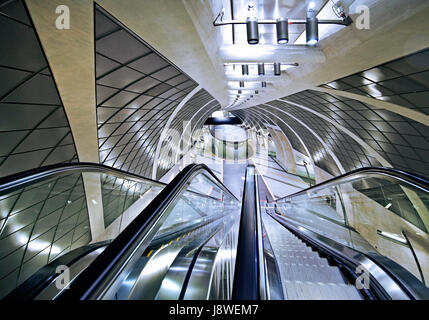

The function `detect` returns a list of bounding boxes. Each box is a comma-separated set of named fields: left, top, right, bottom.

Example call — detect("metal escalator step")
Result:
left=279, top=252, right=329, bottom=265
left=262, top=209, right=363, bottom=300
left=283, top=281, right=362, bottom=300
left=279, top=263, right=346, bottom=284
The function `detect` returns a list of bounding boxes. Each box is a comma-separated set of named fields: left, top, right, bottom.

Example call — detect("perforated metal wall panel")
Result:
left=0, top=0, right=78, bottom=178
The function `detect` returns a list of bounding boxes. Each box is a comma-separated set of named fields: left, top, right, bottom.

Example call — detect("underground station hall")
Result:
left=1, top=0, right=429, bottom=307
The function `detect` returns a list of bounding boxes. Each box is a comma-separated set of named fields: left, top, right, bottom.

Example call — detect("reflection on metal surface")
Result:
left=91, top=165, right=242, bottom=300
left=0, top=163, right=164, bottom=299
left=127, top=243, right=184, bottom=300
left=274, top=167, right=429, bottom=289
left=377, top=230, right=408, bottom=245
left=36, top=246, right=107, bottom=300
left=269, top=210, right=423, bottom=300
left=261, top=221, right=284, bottom=300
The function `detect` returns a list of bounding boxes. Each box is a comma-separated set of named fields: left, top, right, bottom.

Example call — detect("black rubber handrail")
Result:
left=57, top=164, right=238, bottom=300
left=232, top=165, right=261, bottom=300
left=0, top=162, right=223, bottom=203
left=273, top=166, right=429, bottom=202
left=0, top=162, right=166, bottom=193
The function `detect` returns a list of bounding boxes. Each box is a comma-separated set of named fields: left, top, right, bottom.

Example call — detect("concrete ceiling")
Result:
left=95, top=0, right=230, bottom=107
left=182, top=0, right=429, bottom=109
left=76, top=0, right=429, bottom=110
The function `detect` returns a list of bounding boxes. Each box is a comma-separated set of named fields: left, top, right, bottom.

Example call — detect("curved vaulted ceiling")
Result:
left=234, top=48, right=429, bottom=178
left=94, top=5, right=220, bottom=179
left=0, top=0, right=222, bottom=180
left=0, top=0, right=428, bottom=184
left=0, top=0, right=78, bottom=177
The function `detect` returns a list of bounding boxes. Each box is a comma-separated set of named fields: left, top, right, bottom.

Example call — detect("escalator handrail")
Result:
left=269, top=211, right=429, bottom=300
left=272, top=166, right=429, bottom=203
left=0, top=161, right=222, bottom=203
left=0, top=162, right=166, bottom=193
left=57, top=163, right=238, bottom=300
left=232, top=165, right=266, bottom=300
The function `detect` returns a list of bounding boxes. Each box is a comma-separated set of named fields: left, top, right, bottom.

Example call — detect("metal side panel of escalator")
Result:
left=0, top=163, right=166, bottom=300
left=53, top=163, right=242, bottom=300
left=262, top=166, right=429, bottom=300
left=0, top=163, right=241, bottom=300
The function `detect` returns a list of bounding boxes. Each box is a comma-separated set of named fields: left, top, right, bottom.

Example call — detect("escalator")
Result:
left=0, top=162, right=241, bottom=300
left=1, top=162, right=429, bottom=300
left=262, top=212, right=362, bottom=300
left=263, top=167, right=429, bottom=300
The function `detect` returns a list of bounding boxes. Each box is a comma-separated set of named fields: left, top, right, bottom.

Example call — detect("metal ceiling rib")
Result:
left=0, top=0, right=78, bottom=178
left=95, top=5, right=220, bottom=179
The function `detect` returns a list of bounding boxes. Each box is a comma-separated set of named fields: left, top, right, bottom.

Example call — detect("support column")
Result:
left=81, top=172, right=105, bottom=242
left=26, top=0, right=99, bottom=162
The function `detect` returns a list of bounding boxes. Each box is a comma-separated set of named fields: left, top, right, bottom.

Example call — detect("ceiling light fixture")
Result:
left=258, top=63, right=265, bottom=75
left=261, top=81, right=266, bottom=88
left=242, top=64, right=249, bottom=75
left=213, top=6, right=352, bottom=47
left=306, top=12, right=319, bottom=45
left=246, top=17, right=259, bottom=44
left=276, top=18, right=289, bottom=44
left=274, top=62, right=281, bottom=76
left=239, top=81, right=245, bottom=88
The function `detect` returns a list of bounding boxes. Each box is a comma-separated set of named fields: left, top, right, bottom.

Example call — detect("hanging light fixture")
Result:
left=306, top=16, right=319, bottom=45
left=258, top=63, right=265, bottom=75
left=242, top=64, right=249, bottom=75
left=261, top=81, right=267, bottom=88
left=274, top=62, right=281, bottom=76
left=239, top=81, right=245, bottom=88
left=255, top=90, right=259, bottom=94
left=246, top=17, right=259, bottom=44
left=276, top=18, right=289, bottom=44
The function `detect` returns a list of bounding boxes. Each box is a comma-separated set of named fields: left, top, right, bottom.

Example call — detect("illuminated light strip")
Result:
left=146, top=249, right=153, bottom=258
left=251, top=159, right=276, bottom=201
left=377, top=230, right=407, bottom=245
